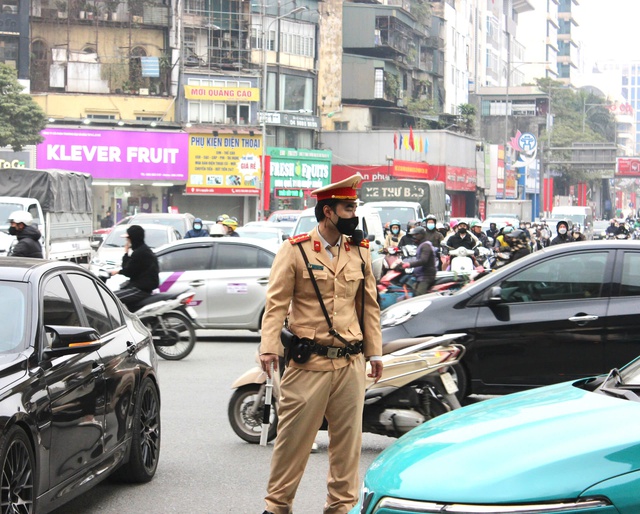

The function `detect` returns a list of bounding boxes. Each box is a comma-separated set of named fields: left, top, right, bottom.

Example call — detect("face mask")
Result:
left=331, top=213, right=359, bottom=236
left=8, top=227, right=17, bottom=236
left=194, top=224, right=202, bottom=231
left=558, top=228, right=567, bottom=235
left=426, top=223, right=435, bottom=230
left=391, top=228, right=399, bottom=235
left=458, top=228, right=467, bottom=235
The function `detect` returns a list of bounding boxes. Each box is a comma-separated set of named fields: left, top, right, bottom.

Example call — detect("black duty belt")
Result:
left=310, top=341, right=363, bottom=359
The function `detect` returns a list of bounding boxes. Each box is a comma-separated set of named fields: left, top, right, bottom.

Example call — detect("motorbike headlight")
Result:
left=381, top=299, right=431, bottom=327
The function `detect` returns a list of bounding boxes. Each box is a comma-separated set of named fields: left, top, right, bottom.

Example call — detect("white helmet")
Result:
left=8, top=211, right=33, bottom=226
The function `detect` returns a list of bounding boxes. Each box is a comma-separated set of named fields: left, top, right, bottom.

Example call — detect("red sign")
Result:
left=186, top=187, right=260, bottom=195
left=391, top=160, right=432, bottom=179
left=433, top=165, right=476, bottom=192
left=331, top=165, right=390, bottom=185
left=616, top=157, right=640, bottom=177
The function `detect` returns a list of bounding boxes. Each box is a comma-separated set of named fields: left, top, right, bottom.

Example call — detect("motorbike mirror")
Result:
left=488, top=286, right=503, bottom=303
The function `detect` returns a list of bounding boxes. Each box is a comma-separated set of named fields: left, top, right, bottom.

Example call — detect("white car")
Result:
left=153, top=238, right=276, bottom=331
left=236, top=226, right=288, bottom=248
left=90, top=223, right=182, bottom=275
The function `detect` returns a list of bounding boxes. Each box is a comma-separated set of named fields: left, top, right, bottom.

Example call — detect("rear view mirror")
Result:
left=43, top=325, right=101, bottom=357
left=488, top=286, right=503, bottom=303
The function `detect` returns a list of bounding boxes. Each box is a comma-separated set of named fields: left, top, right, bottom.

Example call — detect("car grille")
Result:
left=370, top=497, right=614, bottom=514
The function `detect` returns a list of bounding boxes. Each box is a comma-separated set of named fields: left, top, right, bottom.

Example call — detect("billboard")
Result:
left=616, top=157, right=640, bottom=177
left=36, top=128, right=188, bottom=180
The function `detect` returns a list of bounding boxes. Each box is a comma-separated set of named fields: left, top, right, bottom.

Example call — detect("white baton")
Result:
left=260, top=362, right=274, bottom=447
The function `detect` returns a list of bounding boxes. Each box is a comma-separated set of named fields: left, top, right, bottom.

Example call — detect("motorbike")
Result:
left=98, top=268, right=199, bottom=360
left=228, top=333, right=467, bottom=444
left=377, top=246, right=417, bottom=310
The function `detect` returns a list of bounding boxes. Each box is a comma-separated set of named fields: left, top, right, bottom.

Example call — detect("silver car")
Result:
left=154, top=238, right=276, bottom=331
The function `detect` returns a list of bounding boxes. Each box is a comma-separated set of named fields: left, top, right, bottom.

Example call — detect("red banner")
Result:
left=391, top=160, right=432, bottom=179
left=616, top=157, right=640, bottom=177
left=331, top=165, right=390, bottom=185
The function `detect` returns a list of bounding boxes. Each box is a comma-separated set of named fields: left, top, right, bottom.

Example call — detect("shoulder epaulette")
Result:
left=288, top=233, right=311, bottom=245
left=359, top=239, right=370, bottom=249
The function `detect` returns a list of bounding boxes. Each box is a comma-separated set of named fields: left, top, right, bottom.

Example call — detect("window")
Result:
left=334, top=121, right=348, bottom=131
left=98, top=287, right=124, bottom=329
left=0, top=284, right=26, bottom=352
left=87, top=114, right=116, bottom=120
left=619, top=252, right=640, bottom=296
left=43, top=276, right=81, bottom=327
left=158, top=247, right=212, bottom=272
left=216, top=244, right=272, bottom=270
left=374, top=68, right=384, bottom=99
left=499, top=252, right=608, bottom=303
left=67, top=274, right=113, bottom=335
left=279, top=74, right=313, bottom=111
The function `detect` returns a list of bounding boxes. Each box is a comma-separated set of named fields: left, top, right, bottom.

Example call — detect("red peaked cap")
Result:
left=311, top=173, right=363, bottom=202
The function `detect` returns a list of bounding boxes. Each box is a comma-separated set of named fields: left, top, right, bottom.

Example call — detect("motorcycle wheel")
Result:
left=228, top=384, right=278, bottom=444
left=152, top=311, right=196, bottom=361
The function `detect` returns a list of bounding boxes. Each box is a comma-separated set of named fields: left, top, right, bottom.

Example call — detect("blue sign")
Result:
left=518, top=132, right=537, bottom=153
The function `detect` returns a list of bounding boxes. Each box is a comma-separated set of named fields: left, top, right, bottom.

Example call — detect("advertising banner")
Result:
left=186, top=133, right=262, bottom=195
left=391, top=160, right=431, bottom=180
left=183, top=85, right=260, bottom=102
left=616, top=157, right=640, bottom=177
left=36, top=128, right=188, bottom=180
left=268, top=148, right=332, bottom=195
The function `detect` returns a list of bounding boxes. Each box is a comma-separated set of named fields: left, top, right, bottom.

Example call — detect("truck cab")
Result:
left=0, top=197, right=45, bottom=256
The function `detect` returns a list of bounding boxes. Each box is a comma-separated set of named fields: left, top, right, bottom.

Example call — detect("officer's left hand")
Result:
left=368, top=360, right=383, bottom=383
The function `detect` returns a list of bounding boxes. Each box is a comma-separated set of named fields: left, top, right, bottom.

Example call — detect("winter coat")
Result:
left=11, top=226, right=43, bottom=258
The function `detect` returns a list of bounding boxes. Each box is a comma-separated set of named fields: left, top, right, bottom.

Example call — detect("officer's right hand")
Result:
left=260, top=353, right=279, bottom=378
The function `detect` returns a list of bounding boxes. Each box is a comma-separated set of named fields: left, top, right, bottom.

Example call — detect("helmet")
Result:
left=389, top=219, right=401, bottom=228
left=449, top=219, right=459, bottom=230
left=8, top=211, right=33, bottom=226
left=435, top=222, right=445, bottom=230
left=470, top=220, right=482, bottom=229
left=505, top=229, right=526, bottom=242
left=216, top=214, right=229, bottom=223
left=424, top=214, right=437, bottom=223
left=409, top=226, right=426, bottom=237
left=502, top=225, right=514, bottom=234
left=194, top=217, right=202, bottom=223
left=222, top=219, right=238, bottom=229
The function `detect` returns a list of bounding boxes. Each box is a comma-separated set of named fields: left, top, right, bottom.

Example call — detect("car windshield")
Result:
left=103, top=226, right=170, bottom=248
left=295, top=215, right=318, bottom=235
left=0, top=283, right=28, bottom=352
left=131, top=216, right=186, bottom=235
left=368, top=207, right=416, bottom=228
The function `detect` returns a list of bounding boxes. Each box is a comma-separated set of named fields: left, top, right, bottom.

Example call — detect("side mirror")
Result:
left=281, top=234, right=288, bottom=241
left=90, top=240, right=102, bottom=250
left=367, top=234, right=375, bottom=242
left=488, top=286, right=503, bottom=303
left=42, top=325, right=101, bottom=358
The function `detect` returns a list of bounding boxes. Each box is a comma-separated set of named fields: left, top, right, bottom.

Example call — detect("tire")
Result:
left=0, top=426, right=36, bottom=514
left=114, top=378, right=160, bottom=483
left=450, top=363, right=469, bottom=400
left=152, top=311, right=196, bottom=361
left=228, top=385, right=277, bottom=444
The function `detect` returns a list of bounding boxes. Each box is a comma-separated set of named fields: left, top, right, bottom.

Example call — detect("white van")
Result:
left=292, top=205, right=385, bottom=278
left=551, top=206, right=594, bottom=238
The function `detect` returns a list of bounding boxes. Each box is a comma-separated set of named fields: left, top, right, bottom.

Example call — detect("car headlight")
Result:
left=380, top=299, right=431, bottom=327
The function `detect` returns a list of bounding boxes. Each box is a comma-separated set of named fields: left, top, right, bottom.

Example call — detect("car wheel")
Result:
left=228, top=385, right=277, bottom=444
left=115, top=378, right=160, bottom=483
left=450, top=363, right=469, bottom=400
left=0, top=426, right=35, bottom=514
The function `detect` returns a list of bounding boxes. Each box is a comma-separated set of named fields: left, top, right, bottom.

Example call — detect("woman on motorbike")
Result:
left=384, top=219, right=405, bottom=248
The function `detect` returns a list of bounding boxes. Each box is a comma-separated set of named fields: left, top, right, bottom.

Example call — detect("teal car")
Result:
left=351, top=357, right=640, bottom=514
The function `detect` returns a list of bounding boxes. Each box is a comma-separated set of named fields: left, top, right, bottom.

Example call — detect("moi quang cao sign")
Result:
left=36, top=129, right=188, bottom=180
left=268, top=147, right=332, bottom=193
left=187, top=133, right=262, bottom=195
left=183, top=85, right=260, bottom=102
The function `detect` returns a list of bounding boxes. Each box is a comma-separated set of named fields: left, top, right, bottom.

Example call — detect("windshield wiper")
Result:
left=602, top=367, right=622, bottom=388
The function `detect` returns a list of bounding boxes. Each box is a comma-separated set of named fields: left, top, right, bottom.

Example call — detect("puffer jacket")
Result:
left=11, top=226, right=43, bottom=258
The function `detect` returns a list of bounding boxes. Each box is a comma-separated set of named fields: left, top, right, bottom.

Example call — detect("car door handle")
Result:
left=568, top=315, right=599, bottom=323
left=92, top=363, right=105, bottom=376
left=189, top=280, right=205, bottom=287
left=257, top=278, right=270, bottom=285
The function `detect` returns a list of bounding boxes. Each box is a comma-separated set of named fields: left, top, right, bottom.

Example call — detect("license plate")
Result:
left=440, top=372, right=458, bottom=394
left=186, top=306, right=198, bottom=319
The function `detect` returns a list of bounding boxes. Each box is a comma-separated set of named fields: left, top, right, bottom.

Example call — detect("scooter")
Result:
left=98, top=268, right=199, bottom=360
left=228, top=333, right=467, bottom=444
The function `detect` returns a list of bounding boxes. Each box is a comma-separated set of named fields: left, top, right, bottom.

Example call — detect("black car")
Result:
left=0, top=258, right=160, bottom=513
left=381, top=240, right=640, bottom=397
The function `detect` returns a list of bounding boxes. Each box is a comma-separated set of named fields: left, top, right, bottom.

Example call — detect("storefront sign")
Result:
left=275, top=188, right=303, bottom=198
left=391, top=160, right=431, bottom=179
left=186, top=133, right=262, bottom=195
left=0, top=150, right=30, bottom=168
left=183, top=85, right=260, bottom=102
left=258, top=111, right=320, bottom=130
left=268, top=147, right=331, bottom=191
left=36, top=129, right=188, bottom=180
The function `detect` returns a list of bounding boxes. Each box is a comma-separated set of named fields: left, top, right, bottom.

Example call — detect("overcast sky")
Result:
left=577, top=0, right=638, bottom=63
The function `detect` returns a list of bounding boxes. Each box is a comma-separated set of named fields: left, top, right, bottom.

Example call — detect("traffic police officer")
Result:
left=259, top=173, right=383, bottom=514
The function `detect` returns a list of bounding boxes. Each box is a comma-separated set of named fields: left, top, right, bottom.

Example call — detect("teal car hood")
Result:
left=366, top=382, right=640, bottom=504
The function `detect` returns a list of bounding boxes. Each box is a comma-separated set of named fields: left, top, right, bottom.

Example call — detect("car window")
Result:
left=0, top=284, right=27, bottom=352
left=499, top=252, right=608, bottom=302
left=216, top=243, right=272, bottom=270
left=67, top=274, right=114, bottom=335
left=158, top=246, right=212, bottom=271
left=619, top=252, right=640, bottom=296
left=98, top=285, right=124, bottom=328
left=43, top=275, right=82, bottom=327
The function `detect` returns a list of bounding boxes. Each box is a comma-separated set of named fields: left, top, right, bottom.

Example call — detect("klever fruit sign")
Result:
left=186, top=133, right=262, bottom=195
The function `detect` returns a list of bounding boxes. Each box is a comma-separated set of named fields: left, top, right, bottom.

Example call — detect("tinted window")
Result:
left=158, top=246, right=211, bottom=271
left=43, top=275, right=81, bottom=327
left=98, top=285, right=124, bottom=328
left=499, top=252, right=608, bottom=302
left=67, top=274, right=113, bottom=335
left=0, top=284, right=27, bottom=352
left=619, top=252, right=640, bottom=296
left=258, top=249, right=275, bottom=268
left=217, top=244, right=268, bottom=270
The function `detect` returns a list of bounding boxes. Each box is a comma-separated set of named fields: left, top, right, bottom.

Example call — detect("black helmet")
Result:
left=409, top=226, right=426, bottom=237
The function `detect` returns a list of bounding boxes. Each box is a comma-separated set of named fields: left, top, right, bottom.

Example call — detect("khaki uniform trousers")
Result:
left=265, top=354, right=366, bottom=514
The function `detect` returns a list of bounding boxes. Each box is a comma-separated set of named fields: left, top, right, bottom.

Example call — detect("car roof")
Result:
left=130, top=213, right=194, bottom=220
left=153, top=237, right=277, bottom=255
left=0, top=257, right=88, bottom=282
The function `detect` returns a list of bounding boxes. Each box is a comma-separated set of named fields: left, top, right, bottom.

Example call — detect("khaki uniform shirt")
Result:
left=260, top=227, right=382, bottom=372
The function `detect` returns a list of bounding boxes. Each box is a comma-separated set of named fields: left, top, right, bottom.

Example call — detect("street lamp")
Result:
left=259, top=5, right=308, bottom=220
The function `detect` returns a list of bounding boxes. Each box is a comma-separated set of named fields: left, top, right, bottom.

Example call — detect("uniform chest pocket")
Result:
left=344, top=269, right=364, bottom=297
left=303, top=270, right=328, bottom=281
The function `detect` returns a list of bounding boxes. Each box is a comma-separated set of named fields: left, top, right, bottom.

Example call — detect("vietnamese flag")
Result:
left=393, top=132, right=398, bottom=150
left=409, top=126, right=415, bottom=150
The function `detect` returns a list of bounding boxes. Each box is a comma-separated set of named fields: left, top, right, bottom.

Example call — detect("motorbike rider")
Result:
left=470, top=220, right=490, bottom=248
left=7, top=211, right=43, bottom=258
left=486, top=222, right=499, bottom=240
left=443, top=220, right=480, bottom=251
left=396, top=226, right=436, bottom=295
left=518, top=220, right=531, bottom=240
left=504, top=229, right=531, bottom=263
left=494, top=225, right=514, bottom=250
left=184, top=217, right=210, bottom=238
left=423, top=214, right=444, bottom=248
left=550, top=220, right=572, bottom=245
left=616, top=221, right=630, bottom=238
left=384, top=219, right=405, bottom=248
left=605, top=219, right=618, bottom=236
left=222, top=218, right=240, bottom=237
left=112, top=225, right=160, bottom=310
left=398, top=220, right=417, bottom=248
left=571, top=228, right=587, bottom=242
